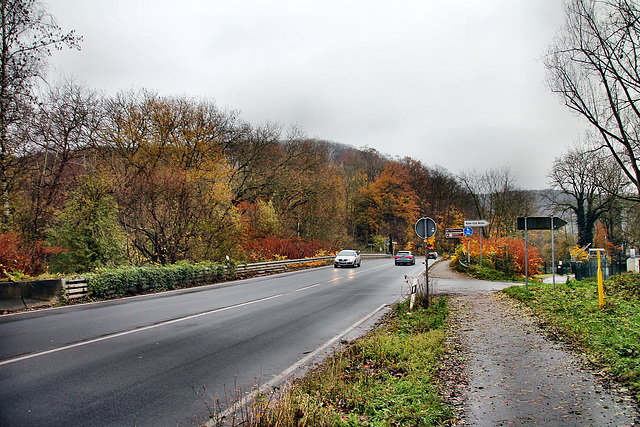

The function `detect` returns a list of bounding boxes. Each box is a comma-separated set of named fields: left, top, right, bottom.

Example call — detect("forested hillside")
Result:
left=4, top=87, right=480, bottom=276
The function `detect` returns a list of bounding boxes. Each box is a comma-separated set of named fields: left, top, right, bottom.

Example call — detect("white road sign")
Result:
left=464, top=220, right=490, bottom=227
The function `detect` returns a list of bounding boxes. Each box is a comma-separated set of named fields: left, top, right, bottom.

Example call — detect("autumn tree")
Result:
left=0, top=0, right=80, bottom=227
left=100, top=91, right=239, bottom=264
left=333, top=145, right=386, bottom=241
left=271, top=137, right=346, bottom=243
left=243, top=199, right=281, bottom=239
left=401, top=159, right=469, bottom=216
left=621, top=199, right=640, bottom=247
left=353, top=162, right=419, bottom=247
left=401, top=158, right=472, bottom=252
left=221, top=120, right=283, bottom=205
left=222, top=123, right=348, bottom=246
left=593, top=221, right=619, bottom=255
left=331, top=145, right=388, bottom=182
left=597, top=192, right=640, bottom=249
left=545, top=0, right=640, bottom=201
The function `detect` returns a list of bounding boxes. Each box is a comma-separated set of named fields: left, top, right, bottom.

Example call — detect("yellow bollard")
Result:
left=597, top=251, right=604, bottom=309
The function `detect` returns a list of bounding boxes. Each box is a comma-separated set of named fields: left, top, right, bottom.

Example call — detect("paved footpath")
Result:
left=431, top=261, right=640, bottom=426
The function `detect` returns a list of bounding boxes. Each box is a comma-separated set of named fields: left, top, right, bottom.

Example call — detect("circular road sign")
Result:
left=463, top=227, right=473, bottom=236
left=415, top=217, right=437, bottom=239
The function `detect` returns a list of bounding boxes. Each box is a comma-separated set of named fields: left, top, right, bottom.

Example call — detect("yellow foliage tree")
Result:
left=101, top=91, right=239, bottom=264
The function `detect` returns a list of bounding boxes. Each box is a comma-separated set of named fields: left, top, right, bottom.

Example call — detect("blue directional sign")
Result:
left=463, top=227, right=473, bottom=236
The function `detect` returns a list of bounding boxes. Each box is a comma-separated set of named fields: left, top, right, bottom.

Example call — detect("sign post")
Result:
left=415, top=217, right=437, bottom=307
left=517, top=217, right=567, bottom=290
left=551, top=217, right=555, bottom=290
left=463, top=227, right=473, bottom=264
left=525, top=218, right=528, bottom=290
left=597, top=250, right=605, bottom=308
left=464, top=220, right=489, bottom=265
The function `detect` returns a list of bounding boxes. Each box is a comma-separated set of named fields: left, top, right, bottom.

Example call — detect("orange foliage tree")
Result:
left=457, top=236, right=541, bottom=277
left=353, top=163, right=420, bottom=247
left=242, top=237, right=331, bottom=262
left=0, top=232, right=60, bottom=279
left=593, top=222, right=619, bottom=255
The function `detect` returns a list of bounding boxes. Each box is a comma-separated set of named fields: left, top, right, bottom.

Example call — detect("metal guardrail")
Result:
left=62, top=254, right=392, bottom=299
left=233, top=256, right=334, bottom=276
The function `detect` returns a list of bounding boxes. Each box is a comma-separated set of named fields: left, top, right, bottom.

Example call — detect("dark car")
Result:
left=395, top=251, right=415, bottom=265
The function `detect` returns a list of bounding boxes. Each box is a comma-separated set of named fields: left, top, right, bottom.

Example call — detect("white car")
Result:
left=334, top=250, right=361, bottom=268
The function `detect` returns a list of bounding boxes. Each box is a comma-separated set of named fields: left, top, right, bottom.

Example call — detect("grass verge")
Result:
left=232, top=296, right=453, bottom=426
left=503, top=273, right=640, bottom=393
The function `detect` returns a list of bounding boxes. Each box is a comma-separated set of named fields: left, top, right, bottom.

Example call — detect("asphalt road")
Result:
left=0, top=257, right=430, bottom=427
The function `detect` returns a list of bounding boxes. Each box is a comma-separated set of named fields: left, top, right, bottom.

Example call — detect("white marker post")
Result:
left=551, top=217, right=556, bottom=290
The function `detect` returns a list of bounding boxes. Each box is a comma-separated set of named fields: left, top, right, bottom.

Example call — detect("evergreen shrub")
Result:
left=86, top=262, right=229, bottom=299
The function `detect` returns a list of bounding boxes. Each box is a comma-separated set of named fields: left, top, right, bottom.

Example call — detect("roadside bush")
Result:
left=242, top=237, right=332, bottom=262
left=86, top=262, right=228, bottom=299
left=452, top=236, right=541, bottom=281
left=607, top=273, right=640, bottom=299
left=0, top=232, right=60, bottom=280
left=48, top=176, right=126, bottom=274
left=467, top=264, right=526, bottom=282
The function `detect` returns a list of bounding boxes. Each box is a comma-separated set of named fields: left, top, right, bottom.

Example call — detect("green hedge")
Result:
left=86, top=262, right=231, bottom=299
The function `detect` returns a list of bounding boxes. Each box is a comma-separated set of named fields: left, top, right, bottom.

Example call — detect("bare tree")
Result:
left=17, top=78, right=101, bottom=239
left=0, top=0, right=80, bottom=227
left=458, top=167, right=535, bottom=238
left=548, top=138, right=622, bottom=247
left=545, top=0, right=640, bottom=201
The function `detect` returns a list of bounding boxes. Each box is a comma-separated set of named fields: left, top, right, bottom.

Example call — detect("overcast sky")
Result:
left=45, top=0, right=588, bottom=190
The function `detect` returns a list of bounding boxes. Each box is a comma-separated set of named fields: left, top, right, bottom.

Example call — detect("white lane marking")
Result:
left=0, top=294, right=284, bottom=367
left=295, top=283, right=323, bottom=292
left=294, top=262, right=388, bottom=292
left=211, top=303, right=389, bottom=424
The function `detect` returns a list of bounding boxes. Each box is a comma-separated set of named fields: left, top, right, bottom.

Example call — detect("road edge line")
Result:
left=212, top=303, right=389, bottom=424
